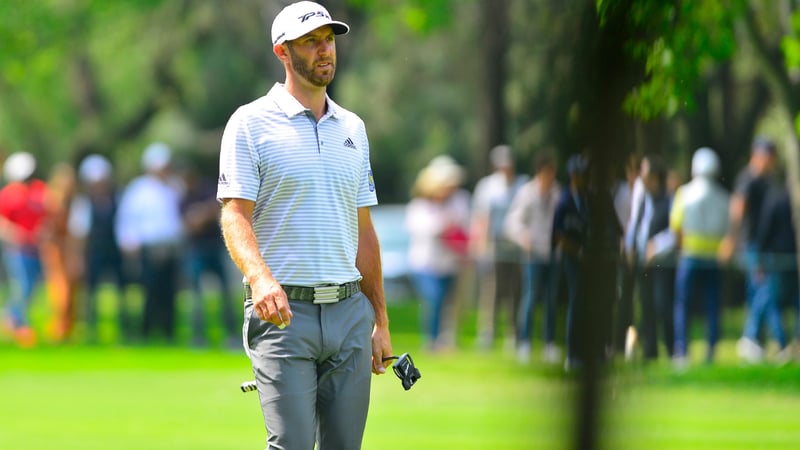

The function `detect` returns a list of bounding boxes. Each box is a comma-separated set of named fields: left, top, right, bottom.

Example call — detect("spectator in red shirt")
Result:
left=0, top=152, right=48, bottom=347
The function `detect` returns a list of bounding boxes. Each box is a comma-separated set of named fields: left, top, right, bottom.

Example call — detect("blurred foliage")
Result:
left=0, top=0, right=274, bottom=181
left=5, top=0, right=800, bottom=199
left=591, top=0, right=800, bottom=187
left=605, top=0, right=741, bottom=120
left=0, top=0, right=597, bottom=200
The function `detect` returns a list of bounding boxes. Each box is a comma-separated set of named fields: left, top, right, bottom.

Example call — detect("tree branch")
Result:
left=740, top=2, right=800, bottom=110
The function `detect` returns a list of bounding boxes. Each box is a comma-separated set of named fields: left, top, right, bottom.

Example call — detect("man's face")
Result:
left=750, top=147, right=776, bottom=176
left=539, top=165, right=556, bottom=192
left=760, top=152, right=776, bottom=174
left=285, top=25, right=337, bottom=87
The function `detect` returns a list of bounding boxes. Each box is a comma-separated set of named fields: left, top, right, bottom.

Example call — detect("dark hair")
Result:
left=534, top=149, right=556, bottom=173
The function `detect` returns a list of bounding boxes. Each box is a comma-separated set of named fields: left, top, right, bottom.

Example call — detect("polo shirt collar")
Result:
left=269, top=82, right=340, bottom=120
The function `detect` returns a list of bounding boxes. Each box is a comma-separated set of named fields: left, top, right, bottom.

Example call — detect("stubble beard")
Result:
left=288, top=46, right=336, bottom=88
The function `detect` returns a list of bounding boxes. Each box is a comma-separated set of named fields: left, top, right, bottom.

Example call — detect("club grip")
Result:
left=240, top=381, right=258, bottom=393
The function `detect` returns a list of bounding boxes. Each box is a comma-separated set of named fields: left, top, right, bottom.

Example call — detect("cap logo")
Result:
left=299, top=10, right=330, bottom=23
left=272, top=3, right=348, bottom=45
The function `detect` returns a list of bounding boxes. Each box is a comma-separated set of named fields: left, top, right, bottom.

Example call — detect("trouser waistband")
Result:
left=244, top=281, right=361, bottom=304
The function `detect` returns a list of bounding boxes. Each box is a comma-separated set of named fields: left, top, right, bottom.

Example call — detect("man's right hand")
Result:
left=220, top=198, right=291, bottom=328
left=251, top=277, right=293, bottom=328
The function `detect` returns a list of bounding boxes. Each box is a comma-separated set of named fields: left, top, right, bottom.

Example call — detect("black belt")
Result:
left=244, top=281, right=361, bottom=304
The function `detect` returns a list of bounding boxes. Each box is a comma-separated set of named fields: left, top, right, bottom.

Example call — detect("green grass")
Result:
left=603, top=352, right=800, bottom=450
left=2, top=291, right=800, bottom=449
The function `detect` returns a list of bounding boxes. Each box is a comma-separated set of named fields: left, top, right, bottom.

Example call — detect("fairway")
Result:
left=0, top=344, right=554, bottom=449
left=2, top=301, right=800, bottom=449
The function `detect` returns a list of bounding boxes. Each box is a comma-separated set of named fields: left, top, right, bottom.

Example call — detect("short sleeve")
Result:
left=217, top=107, right=261, bottom=202
left=356, top=127, right=378, bottom=208
left=669, top=187, right=684, bottom=232
left=471, top=178, right=491, bottom=216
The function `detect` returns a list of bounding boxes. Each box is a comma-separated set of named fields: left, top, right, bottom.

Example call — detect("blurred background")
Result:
left=2, top=0, right=800, bottom=449
left=2, top=1, right=800, bottom=192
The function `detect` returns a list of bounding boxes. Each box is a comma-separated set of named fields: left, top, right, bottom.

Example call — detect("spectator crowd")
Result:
left=3, top=137, right=800, bottom=370
left=405, top=138, right=800, bottom=369
left=0, top=143, right=238, bottom=348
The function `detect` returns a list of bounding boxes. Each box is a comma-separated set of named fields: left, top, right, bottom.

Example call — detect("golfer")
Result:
left=217, top=2, right=392, bottom=449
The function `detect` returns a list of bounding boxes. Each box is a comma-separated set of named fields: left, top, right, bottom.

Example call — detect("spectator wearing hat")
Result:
left=470, top=144, right=529, bottom=351
left=0, top=152, right=48, bottom=347
left=115, top=142, right=184, bottom=342
left=69, top=154, right=130, bottom=342
left=671, top=147, right=730, bottom=367
left=739, top=179, right=795, bottom=363
left=552, top=154, right=589, bottom=368
left=406, top=155, right=471, bottom=351
left=726, top=138, right=780, bottom=362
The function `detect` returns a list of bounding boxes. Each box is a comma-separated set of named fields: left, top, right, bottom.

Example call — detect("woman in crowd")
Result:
left=406, top=156, right=471, bottom=351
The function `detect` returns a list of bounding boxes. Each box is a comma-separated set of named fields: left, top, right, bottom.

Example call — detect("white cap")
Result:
left=141, top=142, right=172, bottom=172
left=3, top=152, right=36, bottom=182
left=489, top=144, right=513, bottom=169
left=78, top=154, right=113, bottom=184
left=271, top=1, right=349, bottom=45
left=691, top=147, right=720, bottom=178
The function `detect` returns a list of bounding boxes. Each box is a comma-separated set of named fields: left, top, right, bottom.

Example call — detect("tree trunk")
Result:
left=740, top=2, right=800, bottom=308
left=572, top=1, right=642, bottom=448
left=477, top=0, right=509, bottom=174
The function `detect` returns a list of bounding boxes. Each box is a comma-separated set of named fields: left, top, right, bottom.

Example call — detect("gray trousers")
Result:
left=244, top=292, right=375, bottom=450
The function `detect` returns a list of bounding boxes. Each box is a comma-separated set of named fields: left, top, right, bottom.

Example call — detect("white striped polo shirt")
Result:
left=217, top=83, right=377, bottom=286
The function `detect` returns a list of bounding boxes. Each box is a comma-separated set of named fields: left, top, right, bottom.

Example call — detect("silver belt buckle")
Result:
left=313, top=285, right=340, bottom=304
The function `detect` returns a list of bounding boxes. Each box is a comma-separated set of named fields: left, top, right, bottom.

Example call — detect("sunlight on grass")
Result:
left=2, top=292, right=800, bottom=449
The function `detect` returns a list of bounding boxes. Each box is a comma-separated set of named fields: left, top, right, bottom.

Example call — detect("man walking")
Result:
left=728, top=138, right=778, bottom=361
left=217, top=2, right=392, bottom=449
